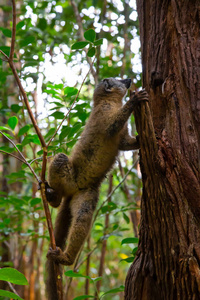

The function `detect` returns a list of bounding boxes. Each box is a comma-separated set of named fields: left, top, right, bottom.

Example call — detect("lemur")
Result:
left=45, top=78, right=148, bottom=299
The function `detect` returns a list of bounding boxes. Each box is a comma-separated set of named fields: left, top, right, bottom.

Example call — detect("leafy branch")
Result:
left=0, top=0, right=63, bottom=298
left=0, top=130, right=39, bottom=182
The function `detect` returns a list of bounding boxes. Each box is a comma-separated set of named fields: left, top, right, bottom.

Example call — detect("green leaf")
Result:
left=64, top=270, right=90, bottom=279
left=90, top=276, right=102, bottom=283
left=50, top=111, right=65, bottom=120
left=16, top=20, right=25, bottom=31
left=68, top=123, right=82, bottom=139
left=87, top=47, right=96, bottom=57
left=101, top=285, right=125, bottom=298
left=47, top=83, right=63, bottom=90
left=0, top=46, right=10, bottom=56
left=1, top=28, right=12, bottom=38
left=84, top=29, right=96, bottom=42
left=21, top=134, right=41, bottom=146
left=0, top=289, right=24, bottom=300
left=0, top=132, right=13, bottom=140
left=94, top=38, right=103, bottom=46
left=132, top=246, right=138, bottom=255
left=121, top=237, right=139, bottom=245
left=3, top=218, right=11, bottom=225
left=73, top=296, right=94, bottom=300
left=30, top=198, right=41, bottom=207
left=16, top=144, right=23, bottom=152
left=0, top=126, right=11, bottom=131
left=19, top=36, right=35, bottom=47
left=0, top=268, right=28, bottom=285
left=18, top=125, right=30, bottom=137
left=45, top=128, right=56, bottom=140
left=37, top=18, right=47, bottom=30
left=8, top=116, right=18, bottom=130
left=10, top=104, right=22, bottom=113
left=0, top=146, right=15, bottom=153
left=59, top=127, right=70, bottom=142
left=123, top=212, right=130, bottom=224
left=64, top=87, right=78, bottom=97
left=71, top=41, right=89, bottom=50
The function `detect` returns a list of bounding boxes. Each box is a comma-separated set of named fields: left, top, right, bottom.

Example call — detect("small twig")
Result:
left=93, top=158, right=139, bottom=225
left=9, top=0, right=16, bottom=61
left=95, top=174, right=112, bottom=297
left=1, top=131, right=25, bottom=161
left=0, top=50, right=9, bottom=60
left=0, top=149, right=26, bottom=164
left=7, top=281, right=20, bottom=297
left=74, top=246, right=98, bottom=271
left=29, top=155, right=53, bottom=165
left=70, top=0, right=98, bottom=85
left=0, top=131, right=40, bottom=182
left=47, top=57, right=95, bottom=147
left=65, top=246, right=98, bottom=297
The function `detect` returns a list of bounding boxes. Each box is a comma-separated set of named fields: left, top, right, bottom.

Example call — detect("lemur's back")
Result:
left=70, top=90, right=124, bottom=188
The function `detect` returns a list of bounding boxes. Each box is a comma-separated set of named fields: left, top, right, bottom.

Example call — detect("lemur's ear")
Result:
left=103, top=78, right=113, bottom=92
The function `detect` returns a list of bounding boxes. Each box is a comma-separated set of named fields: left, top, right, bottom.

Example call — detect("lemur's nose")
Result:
left=119, top=78, right=132, bottom=89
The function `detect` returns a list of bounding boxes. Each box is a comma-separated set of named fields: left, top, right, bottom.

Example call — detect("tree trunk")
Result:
left=125, top=1, right=200, bottom=299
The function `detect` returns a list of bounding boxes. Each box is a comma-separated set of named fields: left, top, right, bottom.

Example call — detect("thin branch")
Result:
left=65, top=246, right=98, bottom=297
left=7, top=281, right=20, bottom=297
left=0, top=50, right=9, bottom=60
left=47, top=57, right=95, bottom=147
left=9, top=0, right=16, bottom=61
left=74, top=246, right=98, bottom=271
left=93, top=158, right=139, bottom=225
left=9, top=62, right=47, bottom=148
left=29, top=155, right=53, bottom=165
left=0, top=131, right=40, bottom=182
left=0, top=131, right=25, bottom=161
left=0, top=149, right=26, bottom=164
left=95, top=174, right=112, bottom=297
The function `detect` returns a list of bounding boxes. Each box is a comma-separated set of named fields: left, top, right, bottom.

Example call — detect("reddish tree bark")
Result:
left=125, top=1, right=200, bottom=299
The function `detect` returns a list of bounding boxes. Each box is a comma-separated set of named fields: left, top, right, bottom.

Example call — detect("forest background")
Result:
left=0, top=0, right=142, bottom=299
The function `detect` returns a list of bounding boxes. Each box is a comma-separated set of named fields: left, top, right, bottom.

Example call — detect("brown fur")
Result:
left=45, top=78, right=148, bottom=299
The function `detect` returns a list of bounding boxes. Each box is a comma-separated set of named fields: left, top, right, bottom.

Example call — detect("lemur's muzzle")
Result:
left=120, top=78, right=132, bottom=89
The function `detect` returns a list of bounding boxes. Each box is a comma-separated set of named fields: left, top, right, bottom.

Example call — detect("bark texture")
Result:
left=125, top=1, right=200, bottom=299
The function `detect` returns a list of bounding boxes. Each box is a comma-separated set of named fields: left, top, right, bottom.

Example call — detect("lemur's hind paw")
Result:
left=130, top=89, right=149, bottom=105
left=47, top=247, right=74, bottom=266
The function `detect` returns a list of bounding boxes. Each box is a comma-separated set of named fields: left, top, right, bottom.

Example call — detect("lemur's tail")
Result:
left=45, top=197, right=72, bottom=299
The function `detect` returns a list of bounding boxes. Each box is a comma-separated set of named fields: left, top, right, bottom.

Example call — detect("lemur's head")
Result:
left=93, top=78, right=132, bottom=105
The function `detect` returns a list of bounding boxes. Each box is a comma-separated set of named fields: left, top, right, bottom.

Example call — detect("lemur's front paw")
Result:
left=47, top=247, right=74, bottom=265
left=130, top=89, right=149, bottom=105
left=44, top=182, right=56, bottom=203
